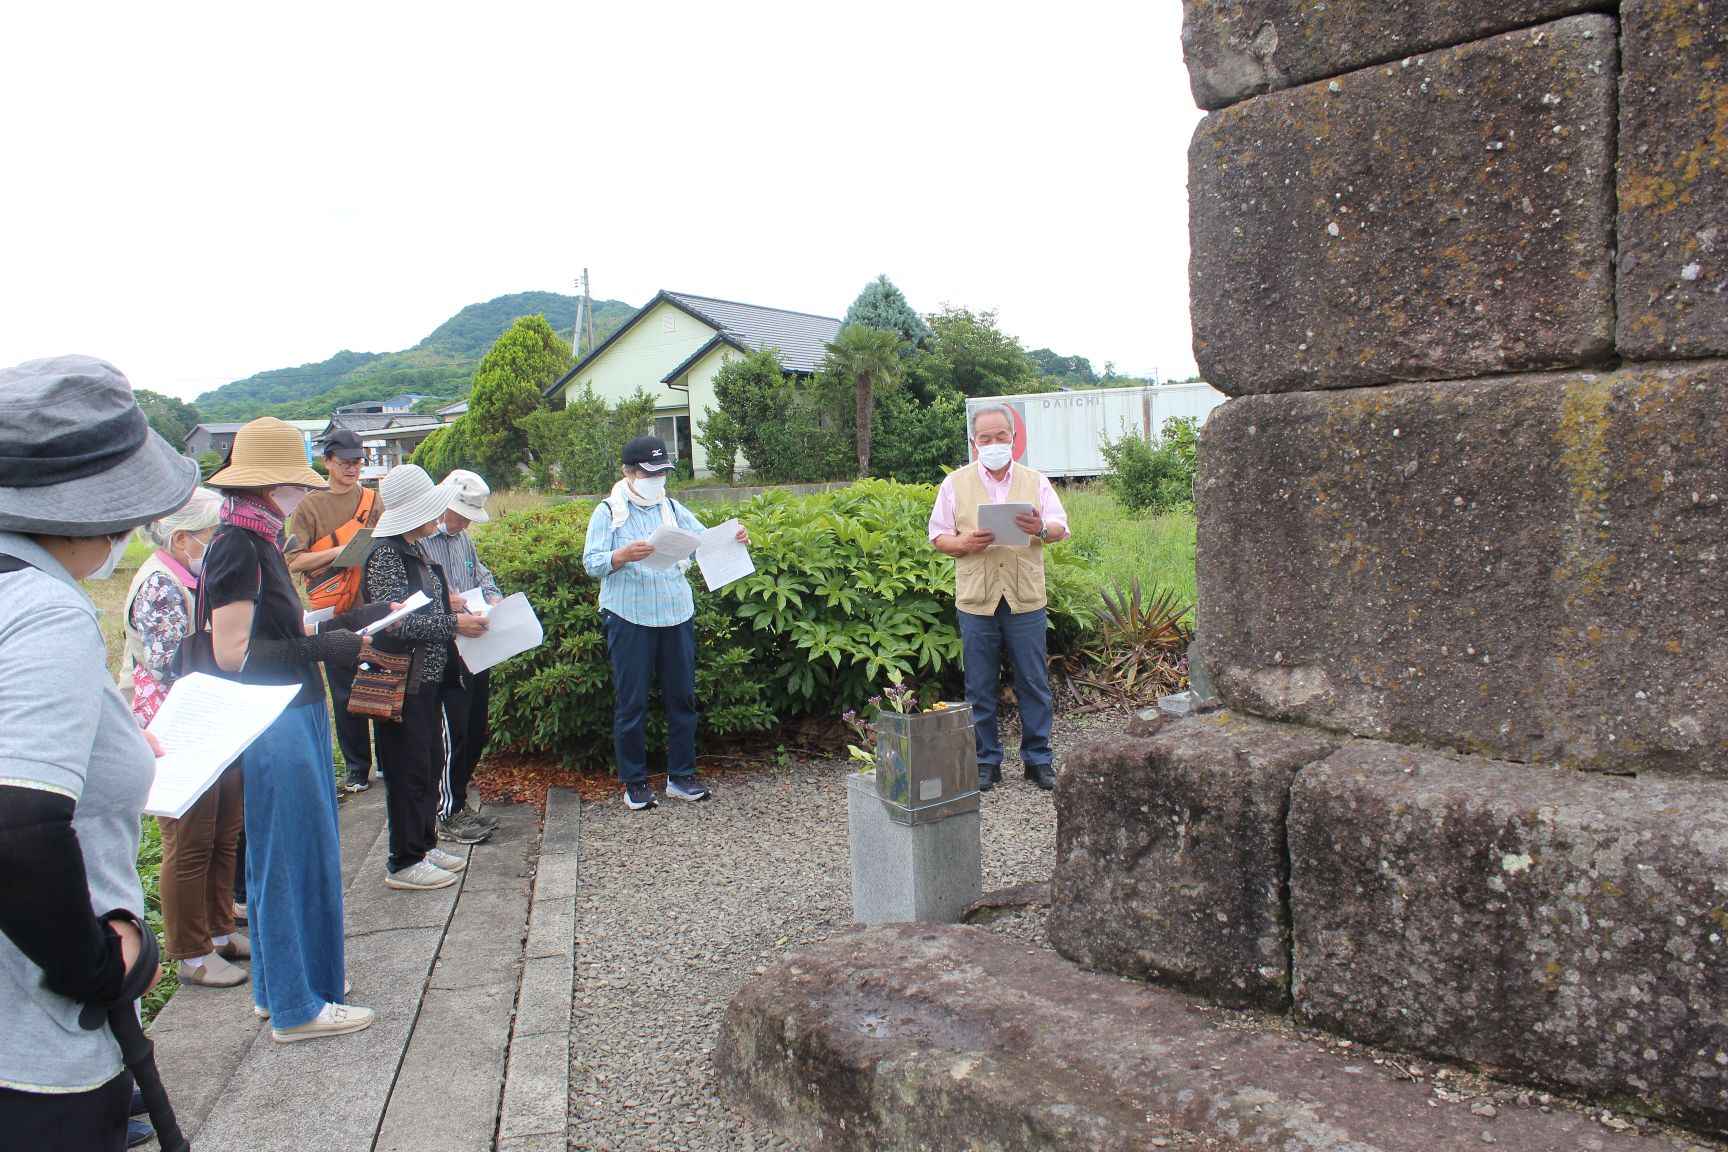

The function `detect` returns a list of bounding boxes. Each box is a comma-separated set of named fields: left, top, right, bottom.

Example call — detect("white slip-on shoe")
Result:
left=271, top=1002, right=375, bottom=1043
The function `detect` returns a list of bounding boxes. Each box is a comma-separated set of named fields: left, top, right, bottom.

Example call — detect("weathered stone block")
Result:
left=1048, top=713, right=1340, bottom=1008
left=1290, top=741, right=1728, bottom=1129
left=718, top=923, right=1651, bottom=1151
left=1181, top=0, right=1605, bottom=110
left=1195, top=362, right=1728, bottom=774
left=846, top=772, right=981, bottom=925
left=1189, top=16, right=1617, bottom=396
left=1618, top=0, right=1728, bottom=360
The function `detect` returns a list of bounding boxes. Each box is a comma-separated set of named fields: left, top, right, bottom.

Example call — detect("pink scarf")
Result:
left=221, top=492, right=285, bottom=542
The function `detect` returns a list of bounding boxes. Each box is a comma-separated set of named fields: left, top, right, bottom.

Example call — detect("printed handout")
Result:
left=977, top=502, right=1035, bottom=547
left=694, top=519, right=753, bottom=591
left=360, top=590, right=431, bottom=635
left=455, top=592, right=544, bottom=673
left=303, top=606, right=334, bottom=630
left=144, top=674, right=301, bottom=818
left=641, top=524, right=701, bottom=572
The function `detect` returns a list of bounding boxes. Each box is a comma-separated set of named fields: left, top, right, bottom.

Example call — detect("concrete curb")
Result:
left=496, top=785, right=579, bottom=1150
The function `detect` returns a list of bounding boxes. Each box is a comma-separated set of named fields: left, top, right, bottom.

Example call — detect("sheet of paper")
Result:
left=303, top=606, right=334, bottom=630
left=641, top=524, right=701, bottom=572
left=455, top=592, right=544, bottom=673
left=144, top=674, right=301, bottom=818
left=460, top=586, right=490, bottom=615
left=331, top=527, right=374, bottom=568
left=694, top=519, right=754, bottom=591
left=360, top=589, right=431, bottom=635
left=978, top=502, right=1035, bottom=547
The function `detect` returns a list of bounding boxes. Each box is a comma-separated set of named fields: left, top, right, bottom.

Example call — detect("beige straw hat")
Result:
left=206, top=418, right=329, bottom=490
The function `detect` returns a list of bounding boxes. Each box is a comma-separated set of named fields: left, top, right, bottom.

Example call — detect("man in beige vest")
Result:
left=928, top=402, right=1069, bottom=792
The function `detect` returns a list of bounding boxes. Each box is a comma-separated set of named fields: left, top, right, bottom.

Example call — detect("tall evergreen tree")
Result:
left=467, top=314, right=569, bottom=484
left=842, top=275, right=932, bottom=350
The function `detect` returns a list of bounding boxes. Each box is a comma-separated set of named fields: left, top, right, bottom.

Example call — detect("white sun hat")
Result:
left=373, top=465, right=452, bottom=538
left=441, top=468, right=491, bottom=523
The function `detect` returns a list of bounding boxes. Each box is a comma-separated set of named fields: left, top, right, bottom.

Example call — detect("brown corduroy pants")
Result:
left=158, top=763, right=244, bottom=960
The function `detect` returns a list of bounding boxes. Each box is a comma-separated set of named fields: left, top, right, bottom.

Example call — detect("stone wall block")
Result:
left=1289, top=740, right=1728, bottom=1128
left=1195, top=361, right=1728, bottom=774
left=1181, top=0, right=1605, bottom=110
left=1189, top=16, right=1617, bottom=396
left=1618, top=0, right=1728, bottom=359
left=1049, top=714, right=1341, bottom=1009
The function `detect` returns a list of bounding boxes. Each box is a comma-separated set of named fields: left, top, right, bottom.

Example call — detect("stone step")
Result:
left=718, top=924, right=1681, bottom=1152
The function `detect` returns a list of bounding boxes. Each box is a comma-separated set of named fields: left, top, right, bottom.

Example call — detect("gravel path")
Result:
left=568, top=719, right=1105, bottom=1152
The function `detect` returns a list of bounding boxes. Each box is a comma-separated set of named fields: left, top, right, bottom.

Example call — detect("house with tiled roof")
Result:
left=545, top=290, right=841, bottom=476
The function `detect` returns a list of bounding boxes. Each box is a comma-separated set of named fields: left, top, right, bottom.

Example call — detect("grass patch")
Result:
left=1060, top=484, right=1197, bottom=615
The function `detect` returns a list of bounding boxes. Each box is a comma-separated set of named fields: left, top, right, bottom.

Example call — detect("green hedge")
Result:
left=476, top=479, right=1099, bottom=769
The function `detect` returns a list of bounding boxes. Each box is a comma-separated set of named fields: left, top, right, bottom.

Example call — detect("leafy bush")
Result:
left=1099, top=415, right=1200, bottom=514
left=699, top=348, right=851, bottom=484
left=478, top=502, right=774, bottom=769
left=869, top=385, right=967, bottom=485
left=521, top=385, right=656, bottom=494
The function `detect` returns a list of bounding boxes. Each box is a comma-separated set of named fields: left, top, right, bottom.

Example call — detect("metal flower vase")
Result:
left=868, top=703, right=980, bottom=825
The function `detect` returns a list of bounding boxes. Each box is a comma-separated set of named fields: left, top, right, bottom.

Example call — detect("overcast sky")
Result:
left=0, top=3, right=1205, bottom=403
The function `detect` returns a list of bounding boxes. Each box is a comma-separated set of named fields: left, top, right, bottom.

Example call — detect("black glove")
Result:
left=246, top=628, right=366, bottom=672
left=327, top=601, right=394, bottom=634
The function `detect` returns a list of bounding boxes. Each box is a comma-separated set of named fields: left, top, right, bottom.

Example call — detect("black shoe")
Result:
left=977, top=764, right=1002, bottom=792
left=130, top=1087, right=147, bottom=1116
left=127, top=1117, right=154, bottom=1148
left=624, top=781, right=658, bottom=810
left=665, top=775, right=712, bottom=802
left=1026, top=763, right=1056, bottom=791
left=342, top=776, right=370, bottom=794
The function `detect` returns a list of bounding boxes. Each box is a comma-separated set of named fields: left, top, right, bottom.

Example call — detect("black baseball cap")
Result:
left=322, top=428, right=365, bottom=461
left=621, top=435, right=673, bottom=473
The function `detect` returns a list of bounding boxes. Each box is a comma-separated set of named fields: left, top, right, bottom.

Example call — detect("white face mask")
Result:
left=631, top=475, right=667, bottom=503
left=977, top=443, right=1013, bottom=471
left=269, top=486, right=308, bottom=518
left=182, top=532, right=210, bottom=577
left=88, top=532, right=131, bottom=582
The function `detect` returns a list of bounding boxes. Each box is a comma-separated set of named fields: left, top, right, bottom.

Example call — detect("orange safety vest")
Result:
left=304, top=485, right=377, bottom=613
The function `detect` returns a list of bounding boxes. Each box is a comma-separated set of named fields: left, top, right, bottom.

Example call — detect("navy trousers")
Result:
left=601, top=611, right=697, bottom=785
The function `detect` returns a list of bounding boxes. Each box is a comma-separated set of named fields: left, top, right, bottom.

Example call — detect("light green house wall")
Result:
left=556, top=298, right=735, bottom=474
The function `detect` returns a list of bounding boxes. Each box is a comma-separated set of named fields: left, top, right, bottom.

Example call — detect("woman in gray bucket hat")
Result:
left=0, top=355, right=197, bottom=1151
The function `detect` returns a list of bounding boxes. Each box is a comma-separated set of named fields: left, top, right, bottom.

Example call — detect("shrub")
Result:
left=869, top=385, right=967, bottom=485
left=521, top=385, right=656, bottom=494
left=701, top=348, right=851, bottom=484
left=1099, top=415, right=1200, bottom=514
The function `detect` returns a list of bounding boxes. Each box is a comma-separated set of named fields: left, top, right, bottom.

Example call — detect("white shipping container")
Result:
left=964, top=383, right=1228, bottom=478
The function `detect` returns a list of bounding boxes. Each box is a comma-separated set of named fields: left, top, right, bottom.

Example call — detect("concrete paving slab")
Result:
left=190, top=805, right=461, bottom=1151
left=497, top=1029, right=573, bottom=1141
left=147, top=790, right=391, bottom=1142
left=514, top=953, right=573, bottom=1039
left=377, top=804, right=533, bottom=1152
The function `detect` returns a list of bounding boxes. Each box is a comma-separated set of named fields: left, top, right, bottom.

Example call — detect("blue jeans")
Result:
left=243, top=700, right=346, bottom=1030
left=602, top=612, right=697, bottom=785
left=956, top=603, right=1053, bottom=770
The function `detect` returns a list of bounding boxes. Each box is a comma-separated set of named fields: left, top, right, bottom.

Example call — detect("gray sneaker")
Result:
left=436, top=813, right=488, bottom=844
left=462, top=803, right=501, bottom=831
left=424, top=847, right=467, bottom=873
left=386, top=861, right=457, bottom=890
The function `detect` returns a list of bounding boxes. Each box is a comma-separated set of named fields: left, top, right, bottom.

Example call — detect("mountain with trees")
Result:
left=191, top=292, right=635, bottom=422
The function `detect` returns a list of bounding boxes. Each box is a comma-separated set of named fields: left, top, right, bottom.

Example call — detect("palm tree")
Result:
left=823, top=324, right=907, bottom=478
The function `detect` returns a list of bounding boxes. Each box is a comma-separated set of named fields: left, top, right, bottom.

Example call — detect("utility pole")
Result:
left=583, top=267, right=595, bottom=354
left=572, top=271, right=588, bottom=361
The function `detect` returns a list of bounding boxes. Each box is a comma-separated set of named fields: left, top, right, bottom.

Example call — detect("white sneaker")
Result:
left=270, top=1002, right=375, bottom=1043
left=386, top=860, right=458, bottom=890
left=424, top=847, right=467, bottom=873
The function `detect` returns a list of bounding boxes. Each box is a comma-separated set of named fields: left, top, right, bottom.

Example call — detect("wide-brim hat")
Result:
left=0, top=355, right=200, bottom=536
left=441, top=468, right=490, bottom=523
left=375, top=464, right=451, bottom=537
left=207, top=418, right=329, bottom=490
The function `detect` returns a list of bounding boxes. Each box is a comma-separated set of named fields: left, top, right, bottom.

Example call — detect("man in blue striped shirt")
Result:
left=581, top=436, right=748, bottom=810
